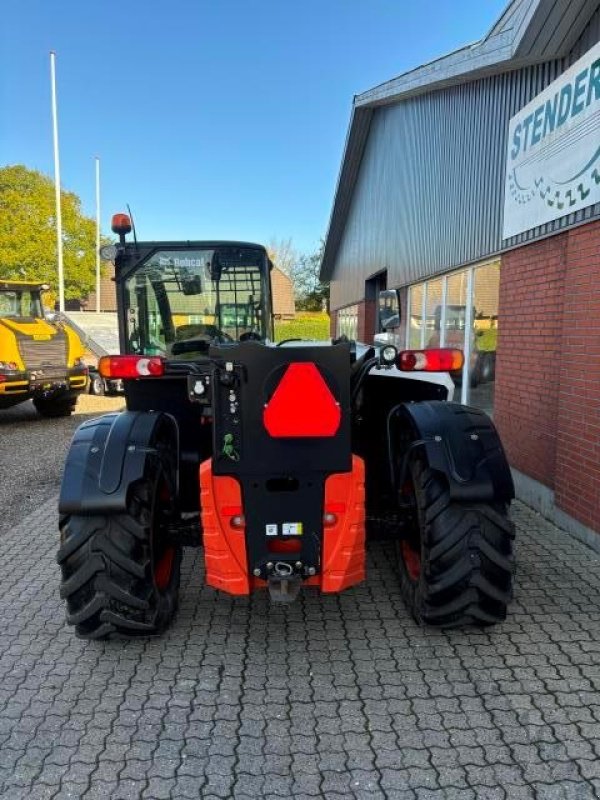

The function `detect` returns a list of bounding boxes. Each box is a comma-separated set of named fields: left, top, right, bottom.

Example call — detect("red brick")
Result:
left=495, top=219, right=600, bottom=533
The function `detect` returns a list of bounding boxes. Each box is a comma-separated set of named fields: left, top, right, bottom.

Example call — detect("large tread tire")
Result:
left=397, top=458, right=515, bottom=627
left=57, top=476, right=182, bottom=639
left=34, top=394, right=77, bottom=418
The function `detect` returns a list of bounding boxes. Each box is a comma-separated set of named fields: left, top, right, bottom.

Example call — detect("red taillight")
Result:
left=397, top=348, right=464, bottom=372
left=98, top=355, right=165, bottom=379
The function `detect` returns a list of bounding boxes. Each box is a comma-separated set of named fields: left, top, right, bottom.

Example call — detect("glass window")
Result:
left=424, top=278, right=443, bottom=349
left=337, top=304, right=359, bottom=340
left=0, top=288, right=43, bottom=319
left=470, top=262, right=500, bottom=416
left=408, top=284, right=424, bottom=348
left=123, top=247, right=269, bottom=355
left=405, top=260, right=500, bottom=413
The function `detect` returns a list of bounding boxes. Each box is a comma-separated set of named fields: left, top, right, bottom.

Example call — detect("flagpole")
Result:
left=95, top=156, right=101, bottom=313
left=50, top=51, right=65, bottom=313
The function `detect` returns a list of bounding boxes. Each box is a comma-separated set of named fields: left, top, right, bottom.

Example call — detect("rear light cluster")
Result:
left=397, top=348, right=464, bottom=372
left=98, top=355, right=165, bottom=379
left=221, top=505, right=245, bottom=529
left=223, top=504, right=347, bottom=532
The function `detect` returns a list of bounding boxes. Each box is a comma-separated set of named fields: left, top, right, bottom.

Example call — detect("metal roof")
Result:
left=321, top=0, right=600, bottom=280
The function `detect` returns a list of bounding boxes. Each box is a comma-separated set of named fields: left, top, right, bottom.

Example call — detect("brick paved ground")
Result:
left=1, top=499, right=600, bottom=799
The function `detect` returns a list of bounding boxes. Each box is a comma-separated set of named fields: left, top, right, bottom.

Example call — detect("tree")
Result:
left=292, top=241, right=329, bottom=311
left=267, top=237, right=297, bottom=277
left=0, top=165, right=99, bottom=300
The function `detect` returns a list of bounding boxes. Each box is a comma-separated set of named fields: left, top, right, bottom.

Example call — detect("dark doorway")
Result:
left=365, top=271, right=387, bottom=340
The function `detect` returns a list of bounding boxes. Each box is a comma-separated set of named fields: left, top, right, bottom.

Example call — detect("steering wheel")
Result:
left=239, top=330, right=262, bottom=342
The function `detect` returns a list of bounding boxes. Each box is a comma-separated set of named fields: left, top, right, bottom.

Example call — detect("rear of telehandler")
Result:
left=57, top=214, right=515, bottom=639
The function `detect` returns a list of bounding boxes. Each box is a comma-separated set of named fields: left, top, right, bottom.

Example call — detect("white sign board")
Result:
left=503, top=41, right=600, bottom=239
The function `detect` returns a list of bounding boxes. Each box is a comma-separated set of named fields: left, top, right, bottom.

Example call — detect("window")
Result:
left=405, top=259, right=500, bottom=414
left=471, top=262, right=500, bottom=414
left=337, top=304, right=359, bottom=340
left=123, top=247, right=270, bottom=355
left=408, top=284, right=424, bottom=349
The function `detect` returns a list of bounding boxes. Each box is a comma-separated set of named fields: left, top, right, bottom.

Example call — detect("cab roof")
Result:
left=120, top=240, right=267, bottom=251
left=0, top=280, right=47, bottom=291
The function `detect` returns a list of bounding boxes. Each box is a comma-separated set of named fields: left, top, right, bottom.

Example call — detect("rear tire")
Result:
left=34, top=394, right=77, bottom=418
left=57, top=467, right=182, bottom=639
left=397, top=457, right=515, bottom=627
left=480, top=352, right=494, bottom=383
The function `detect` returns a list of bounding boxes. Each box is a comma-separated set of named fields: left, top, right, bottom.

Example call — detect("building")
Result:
left=322, top=0, right=600, bottom=540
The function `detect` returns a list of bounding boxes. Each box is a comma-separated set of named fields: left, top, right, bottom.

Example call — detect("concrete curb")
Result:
left=512, top=467, right=600, bottom=554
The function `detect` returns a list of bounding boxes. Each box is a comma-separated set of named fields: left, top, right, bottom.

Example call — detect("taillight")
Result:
left=397, top=348, right=464, bottom=372
left=323, top=502, right=346, bottom=528
left=98, top=355, right=165, bottom=379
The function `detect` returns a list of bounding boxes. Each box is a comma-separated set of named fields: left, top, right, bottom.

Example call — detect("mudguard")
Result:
left=397, top=401, right=514, bottom=503
left=58, top=410, right=178, bottom=515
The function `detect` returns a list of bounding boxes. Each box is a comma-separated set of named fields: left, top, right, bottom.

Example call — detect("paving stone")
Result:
left=0, top=499, right=600, bottom=799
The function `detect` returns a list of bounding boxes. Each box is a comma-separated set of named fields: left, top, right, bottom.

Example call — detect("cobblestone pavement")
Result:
left=1, top=500, right=600, bottom=800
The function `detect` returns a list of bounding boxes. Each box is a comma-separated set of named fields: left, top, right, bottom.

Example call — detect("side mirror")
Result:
left=378, top=289, right=401, bottom=331
left=210, top=251, right=223, bottom=283
left=181, top=276, right=203, bottom=296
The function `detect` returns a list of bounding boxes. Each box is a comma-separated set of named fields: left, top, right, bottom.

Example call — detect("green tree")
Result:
left=0, top=164, right=98, bottom=301
left=292, top=241, right=329, bottom=311
left=267, top=237, right=297, bottom=276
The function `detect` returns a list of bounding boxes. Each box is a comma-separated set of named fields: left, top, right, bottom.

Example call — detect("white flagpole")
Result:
left=95, top=156, right=101, bottom=313
left=50, top=51, right=65, bottom=313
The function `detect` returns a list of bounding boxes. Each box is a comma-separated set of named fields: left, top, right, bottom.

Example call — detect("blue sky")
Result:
left=1, top=0, right=507, bottom=255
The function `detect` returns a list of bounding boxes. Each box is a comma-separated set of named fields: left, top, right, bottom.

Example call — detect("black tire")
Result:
left=470, top=356, right=481, bottom=388
left=480, top=352, right=494, bottom=383
left=34, top=394, right=77, bottom=418
left=57, top=467, right=182, bottom=639
left=89, top=374, right=105, bottom=396
left=397, top=457, right=515, bottom=627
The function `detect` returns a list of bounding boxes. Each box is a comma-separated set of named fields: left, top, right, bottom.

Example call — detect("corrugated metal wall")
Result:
left=330, top=15, right=600, bottom=310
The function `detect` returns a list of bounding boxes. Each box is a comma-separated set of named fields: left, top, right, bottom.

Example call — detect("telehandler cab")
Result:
left=57, top=213, right=515, bottom=639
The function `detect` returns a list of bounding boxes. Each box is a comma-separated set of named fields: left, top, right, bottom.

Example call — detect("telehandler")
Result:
left=58, top=214, right=514, bottom=638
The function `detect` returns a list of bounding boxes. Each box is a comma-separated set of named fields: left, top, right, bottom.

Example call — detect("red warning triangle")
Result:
left=263, top=362, right=341, bottom=438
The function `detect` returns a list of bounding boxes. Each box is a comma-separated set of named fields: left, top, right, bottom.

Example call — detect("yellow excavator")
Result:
left=0, top=279, right=88, bottom=417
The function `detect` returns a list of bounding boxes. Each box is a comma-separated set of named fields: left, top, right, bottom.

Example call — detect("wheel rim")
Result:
left=152, top=475, right=175, bottom=593
left=154, top=548, right=175, bottom=591
left=398, top=470, right=422, bottom=583
left=400, top=539, right=421, bottom=581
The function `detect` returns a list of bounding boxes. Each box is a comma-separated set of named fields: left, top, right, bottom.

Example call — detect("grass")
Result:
left=274, top=312, right=330, bottom=342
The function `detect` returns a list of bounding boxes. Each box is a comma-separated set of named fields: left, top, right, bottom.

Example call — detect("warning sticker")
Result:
left=265, top=524, right=278, bottom=536
left=282, top=522, right=303, bottom=536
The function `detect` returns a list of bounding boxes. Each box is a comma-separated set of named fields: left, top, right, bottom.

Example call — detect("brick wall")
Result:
left=271, top=267, right=295, bottom=319
left=554, top=223, right=600, bottom=532
left=85, top=274, right=117, bottom=311
left=495, top=235, right=567, bottom=488
left=495, top=219, right=600, bottom=532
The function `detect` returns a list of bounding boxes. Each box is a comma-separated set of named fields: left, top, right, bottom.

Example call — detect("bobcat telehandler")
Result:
left=57, top=213, right=515, bottom=639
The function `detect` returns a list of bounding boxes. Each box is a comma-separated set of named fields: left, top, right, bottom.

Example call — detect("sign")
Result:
left=503, top=41, right=600, bottom=239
